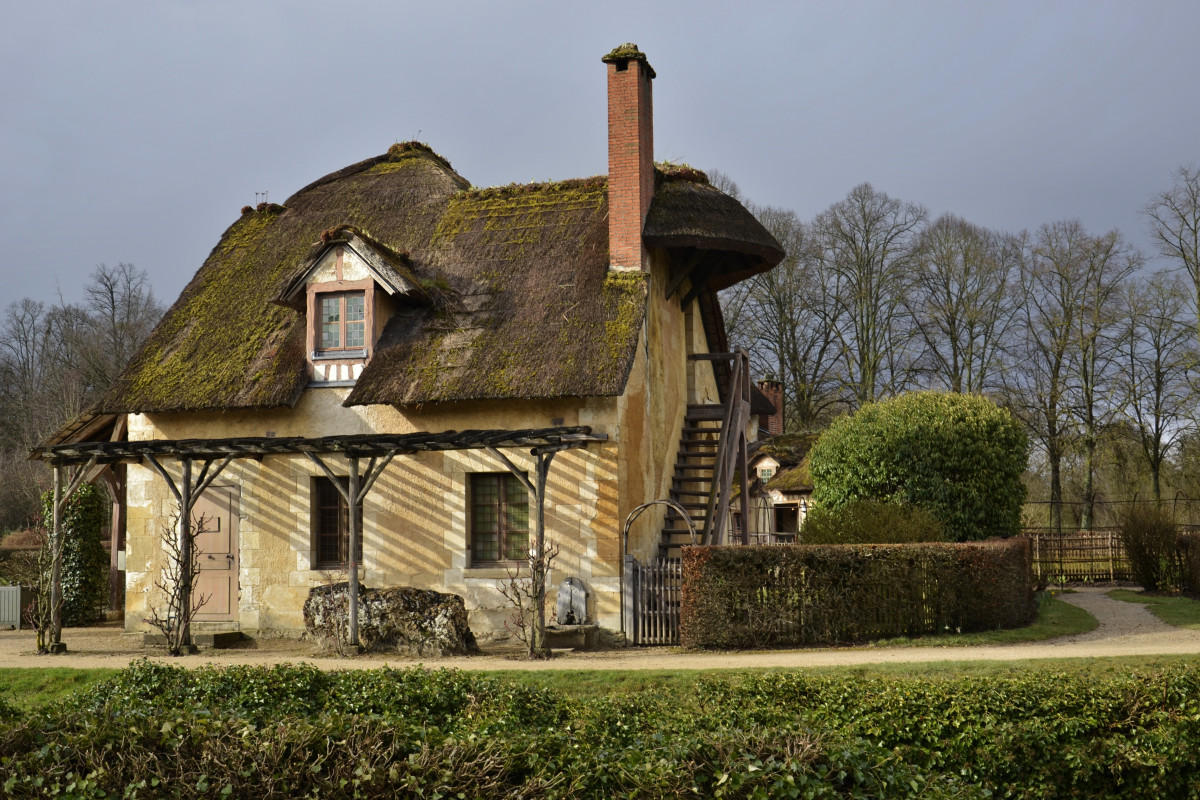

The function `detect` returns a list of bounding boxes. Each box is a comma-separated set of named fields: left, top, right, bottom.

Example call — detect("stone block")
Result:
left=304, top=583, right=480, bottom=657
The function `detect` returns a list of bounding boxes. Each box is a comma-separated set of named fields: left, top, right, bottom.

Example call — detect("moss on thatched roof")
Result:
left=97, top=142, right=774, bottom=414
left=348, top=177, right=646, bottom=405
left=99, top=144, right=468, bottom=413
left=766, top=461, right=812, bottom=493
left=757, top=433, right=817, bottom=494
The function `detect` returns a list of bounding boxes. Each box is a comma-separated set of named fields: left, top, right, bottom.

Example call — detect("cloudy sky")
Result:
left=3, top=1, right=1198, bottom=307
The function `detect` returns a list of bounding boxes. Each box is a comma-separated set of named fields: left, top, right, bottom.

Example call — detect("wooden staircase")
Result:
left=659, top=405, right=724, bottom=557
left=657, top=350, right=753, bottom=558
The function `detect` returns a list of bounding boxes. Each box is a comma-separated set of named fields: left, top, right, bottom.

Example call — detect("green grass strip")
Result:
left=864, top=591, right=1097, bottom=648
left=1108, top=588, right=1200, bottom=630
left=0, top=666, right=119, bottom=710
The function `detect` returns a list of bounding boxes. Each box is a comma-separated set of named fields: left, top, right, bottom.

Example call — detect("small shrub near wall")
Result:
left=1178, top=532, right=1200, bottom=594
left=680, top=540, right=1035, bottom=649
left=1119, top=506, right=1181, bottom=592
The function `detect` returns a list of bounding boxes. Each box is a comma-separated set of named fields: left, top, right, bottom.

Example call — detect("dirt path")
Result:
left=2, top=587, right=1198, bottom=673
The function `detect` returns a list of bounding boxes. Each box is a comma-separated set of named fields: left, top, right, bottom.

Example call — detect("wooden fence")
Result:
left=623, top=556, right=682, bottom=645
left=1025, top=530, right=1133, bottom=583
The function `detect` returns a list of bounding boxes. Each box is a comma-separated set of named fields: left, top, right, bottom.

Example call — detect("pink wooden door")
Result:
left=193, top=485, right=239, bottom=621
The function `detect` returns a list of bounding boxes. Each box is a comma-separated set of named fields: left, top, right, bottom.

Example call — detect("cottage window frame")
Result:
left=316, top=290, right=368, bottom=355
left=305, top=277, right=376, bottom=366
left=312, top=475, right=364, bottom=569
left=468, top=472, right=530, bottom=565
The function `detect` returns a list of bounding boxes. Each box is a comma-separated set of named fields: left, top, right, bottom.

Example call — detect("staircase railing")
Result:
left=689, top=349, right=751, bottom=545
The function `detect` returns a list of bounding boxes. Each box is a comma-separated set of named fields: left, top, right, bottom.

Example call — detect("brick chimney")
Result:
left=603, top=43, right=655, bottom=272
left=757, top=378, right=784, bottom=436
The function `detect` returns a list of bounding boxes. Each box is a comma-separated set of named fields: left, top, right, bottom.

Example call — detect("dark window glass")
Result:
left=469, top=473, right=529, bottom=564
left=314, top=476, right=364, bottom=568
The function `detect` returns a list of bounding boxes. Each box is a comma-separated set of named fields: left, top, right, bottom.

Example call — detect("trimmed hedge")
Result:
left=6, top=661, right=1200, bottom=797
left=1, top=661, right=968, bottom=799
left=681, top=540, right=1035, bottom=649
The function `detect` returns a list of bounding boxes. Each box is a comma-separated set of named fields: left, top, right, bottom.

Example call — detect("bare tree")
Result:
left=909, top=216, right=1021, bottom=394
left=1008, top=222, right=1085, bottom=534
left=813, top=183, right=927, bottom=406
left=1117, top=272, right=1198, bottom=503
left=0, top=264, right=162, bottom=530
left=735, top=207, right=846, bottom=429
left=144, top=511, right=210, bottom=656
left=1069, top=231, right=1140, bottom=529
left=1146, top=165, right=1200, bottom=346
left=75, top=263, right=163, bottom=392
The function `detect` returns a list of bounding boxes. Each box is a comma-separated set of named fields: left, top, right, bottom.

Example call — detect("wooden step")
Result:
left=686, top=404, right=726, bottom=421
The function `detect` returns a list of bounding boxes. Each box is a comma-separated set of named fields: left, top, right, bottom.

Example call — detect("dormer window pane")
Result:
left=321, top=296, right=342, bottom=349
left=345, top=295, right=365, bottom=348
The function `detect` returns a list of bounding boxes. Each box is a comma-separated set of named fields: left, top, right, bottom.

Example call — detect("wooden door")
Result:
left=193, top=485, right=239, bottom=621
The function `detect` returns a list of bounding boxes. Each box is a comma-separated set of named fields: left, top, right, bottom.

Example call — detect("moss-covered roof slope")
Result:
left=98, top=143, right=775, bottom=413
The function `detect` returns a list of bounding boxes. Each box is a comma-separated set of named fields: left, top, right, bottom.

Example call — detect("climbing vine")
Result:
left=41, top=482, right=108, bottom=626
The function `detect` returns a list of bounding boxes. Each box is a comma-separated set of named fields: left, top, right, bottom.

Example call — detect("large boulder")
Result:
left=304, top=583, right=480, bottom=657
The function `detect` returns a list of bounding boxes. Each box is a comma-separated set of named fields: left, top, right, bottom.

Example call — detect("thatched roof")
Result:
left=96, top=143, right=778, bottom=414
left=644, top=167, right=785, bottom=291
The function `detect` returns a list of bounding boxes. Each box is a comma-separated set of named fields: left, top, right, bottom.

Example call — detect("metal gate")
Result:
left=623, top=555, right=682, bottom=645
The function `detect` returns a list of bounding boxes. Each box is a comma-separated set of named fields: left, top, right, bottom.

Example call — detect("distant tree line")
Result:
left=0, top=263, right=162, bottom=531
left=718, top=166, right=1200, bottom=533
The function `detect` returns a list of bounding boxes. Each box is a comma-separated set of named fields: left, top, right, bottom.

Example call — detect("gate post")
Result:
left=623, top=554, right=637, bottom=644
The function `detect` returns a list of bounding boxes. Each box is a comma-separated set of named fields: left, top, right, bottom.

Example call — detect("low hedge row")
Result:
left=6, top=661, right=1200, bottom=798
left=681, top=540, right=1035, bottom=649
left=0, top=661, right=968, bottom=799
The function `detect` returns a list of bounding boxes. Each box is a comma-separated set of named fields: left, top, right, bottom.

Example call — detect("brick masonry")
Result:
left=607, top=55, right=654, bottom=272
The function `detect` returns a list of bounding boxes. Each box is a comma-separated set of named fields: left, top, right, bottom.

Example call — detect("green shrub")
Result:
left=41, top=482, right=109, bottom=626
left=10, top=661, right=1200, bottom=798
left=1119, top=505, right=1180, bottom=592
left=809, top=392, right=1028, bottom=541
left=801, top=499, right=945, bottom=544
left=680, top=540, right=1035, bottom=649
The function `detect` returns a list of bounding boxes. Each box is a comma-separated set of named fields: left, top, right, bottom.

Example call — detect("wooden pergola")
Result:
left=31, top=426, right=608, bottom=651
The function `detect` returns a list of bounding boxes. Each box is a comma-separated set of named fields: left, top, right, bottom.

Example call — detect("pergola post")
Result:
left=178, top=459, right=193, bottom=649
left=305, top=449, right=396, bottom=651
left=46, top=455, right=97, bottom=653
left=49, top=467, right=63, bottom=653
left=347, top=456, right=360, bottom=648
left=145, top=454, right=234, bottom=652
left=532, top=450, right=553, bottom=654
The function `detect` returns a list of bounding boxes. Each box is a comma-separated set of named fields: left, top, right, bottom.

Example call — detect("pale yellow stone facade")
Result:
left=123, top=251, right=725, bottom=640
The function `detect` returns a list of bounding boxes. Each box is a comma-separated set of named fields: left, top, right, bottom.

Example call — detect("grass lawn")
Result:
left=0, top=667, right=119, bottom=710
left=864, top=591, right=1096, bottom=648
left=1108, top=588, right=1200, bottom=630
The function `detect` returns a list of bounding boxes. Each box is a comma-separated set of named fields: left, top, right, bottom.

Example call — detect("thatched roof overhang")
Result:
left=644, top=174, right=785, bottom=293
left=31, top=426, right=608, bottom=467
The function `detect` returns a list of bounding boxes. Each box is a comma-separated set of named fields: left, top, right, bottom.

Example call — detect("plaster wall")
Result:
left=123, top=391, right=622, bottom=639
left=616, top=250, right=720, bottom=561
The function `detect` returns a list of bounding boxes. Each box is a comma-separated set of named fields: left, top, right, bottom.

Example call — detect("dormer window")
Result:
left=273, top=226, right=431, bottom=387
left=320, top=292, right=367, bottom=353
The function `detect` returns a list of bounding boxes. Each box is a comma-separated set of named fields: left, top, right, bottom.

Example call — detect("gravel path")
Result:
left=2, top=587, right=1198, bottom=673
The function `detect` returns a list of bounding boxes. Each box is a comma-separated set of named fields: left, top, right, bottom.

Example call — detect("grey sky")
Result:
left=3, top=1, right=1198, bottom=307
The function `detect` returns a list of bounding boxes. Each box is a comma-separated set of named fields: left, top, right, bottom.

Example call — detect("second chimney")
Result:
left=603, top=43, right=655, bottom=272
